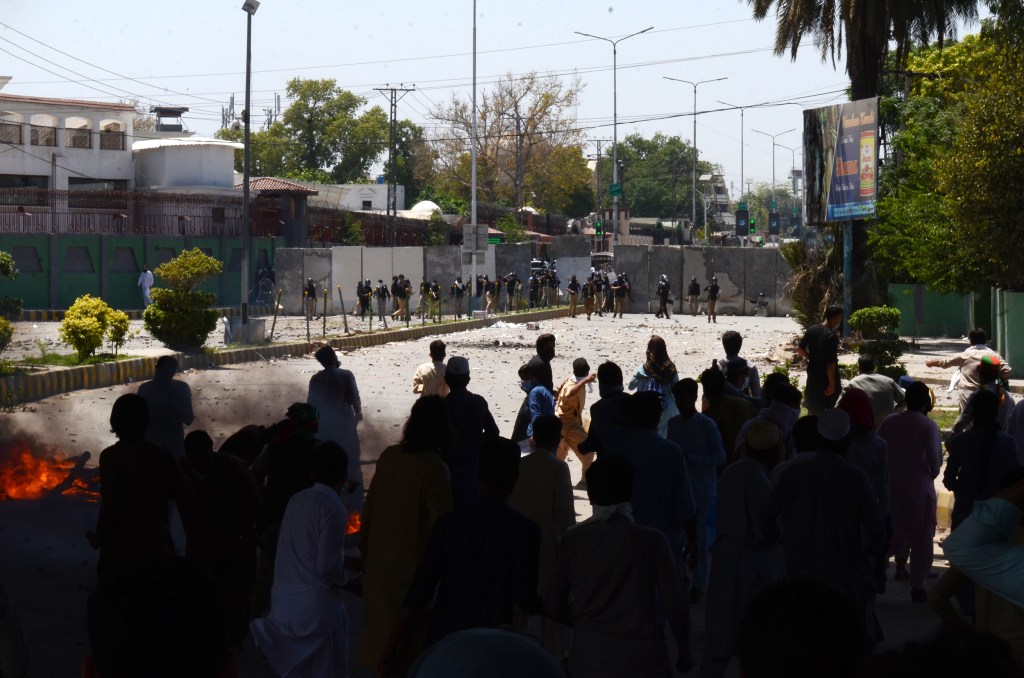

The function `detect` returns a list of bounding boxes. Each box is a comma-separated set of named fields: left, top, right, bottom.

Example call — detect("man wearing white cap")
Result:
left=764, top=408, right=888, bottom=647
left=443, top=355, right=500, bottom=508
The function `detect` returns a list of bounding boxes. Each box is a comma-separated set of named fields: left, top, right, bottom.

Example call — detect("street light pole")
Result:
left=575, top=27, right=654, bottom=244
left=664, top=76, right=726, bottom=232
left=470, top=0, right=478, bottom=314
left=717, top=100, right=748, bottom=202
left=240, top=0, right=259, bottom=337
left=751, top=127, right=795, bottom=205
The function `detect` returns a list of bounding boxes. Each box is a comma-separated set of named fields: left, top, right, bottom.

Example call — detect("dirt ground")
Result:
left=0, top=310, right=980, bottom=677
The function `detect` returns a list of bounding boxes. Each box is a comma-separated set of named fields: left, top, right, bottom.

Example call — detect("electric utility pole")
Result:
left=375, top=84, right=415, bottom=247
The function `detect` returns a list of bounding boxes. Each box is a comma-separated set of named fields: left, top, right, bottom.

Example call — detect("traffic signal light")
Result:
left=595, top=221, right=603, bottom=237
left=734, top=210, right=749, bottom=237
left=768, top=212, right=780, bottom=235
left=749, top=216, right=756, bottom=235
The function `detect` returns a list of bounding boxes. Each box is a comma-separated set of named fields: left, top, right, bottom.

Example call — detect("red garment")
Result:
left=839, top=387, right=875, bottom=431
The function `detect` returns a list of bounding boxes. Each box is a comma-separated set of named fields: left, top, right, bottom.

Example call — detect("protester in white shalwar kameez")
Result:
left=252, top=442, right=350, bottom=678
left=307, top=346, right=363, bottom=516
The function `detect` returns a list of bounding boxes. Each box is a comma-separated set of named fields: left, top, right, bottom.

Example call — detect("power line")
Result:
left=0, top=21, right=228, bottom=106
left=9, top=17, right=759, bottom=88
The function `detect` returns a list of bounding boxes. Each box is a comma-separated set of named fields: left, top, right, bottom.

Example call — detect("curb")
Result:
left=1, top=308, right=568, bottom=405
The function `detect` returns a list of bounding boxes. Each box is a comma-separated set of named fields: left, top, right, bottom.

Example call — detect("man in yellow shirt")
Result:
left=413, top=340, right=450, bottom=397
left=555, top=358, right=597, bottom=470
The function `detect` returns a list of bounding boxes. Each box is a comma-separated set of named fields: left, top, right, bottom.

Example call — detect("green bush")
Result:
left=849, top=306, right=901, bottom=339
left=58, top=295, right=124, bottom=361
left=143, top=248, right=222, bottom=350
left=0, top=316, right=12, bottom=354
left=0, top=250, right=21, bottom=320
left=105, top=309, right=134, bottom=355
left=849, top=306, right=907, bottom=379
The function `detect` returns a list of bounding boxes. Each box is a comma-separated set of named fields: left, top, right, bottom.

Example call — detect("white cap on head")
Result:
left=817, top=408, right=851, bottom=441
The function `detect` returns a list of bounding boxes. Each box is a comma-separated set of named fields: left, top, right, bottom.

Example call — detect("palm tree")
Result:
left=748, top=0, right=981, bottom=99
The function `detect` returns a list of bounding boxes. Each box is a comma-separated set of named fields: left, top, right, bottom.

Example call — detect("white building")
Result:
left=134, top=136, right=243, bottom=195
left=0, top=93, right=135, bottom=191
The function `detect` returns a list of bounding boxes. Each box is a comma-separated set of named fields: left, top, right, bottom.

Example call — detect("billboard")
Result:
left=804, top=97, right=879, bottom=223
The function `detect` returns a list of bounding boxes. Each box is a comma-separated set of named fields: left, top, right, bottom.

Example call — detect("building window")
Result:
left=67, top=178, right=128, bottom=209
left=362, top=200, right=373, bottom=210
left=212, top=207, right=226, bottom=224
left=30, top=125, right=56, bottom=146
left=65, top=128, right=91, bottom=149
left=0, top=122, right=22, bottom=145
left=99, top=130, right=125, bottom=151
left=0, top=175, right=48, bottom=206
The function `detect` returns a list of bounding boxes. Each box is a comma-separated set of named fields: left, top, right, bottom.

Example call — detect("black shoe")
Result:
left=894, top=560, right=910, bottom=581
left=911, top=588, right=927, bottom=603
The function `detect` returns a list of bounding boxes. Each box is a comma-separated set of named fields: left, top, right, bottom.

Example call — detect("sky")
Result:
left=0, top=0, right=986, bottom=202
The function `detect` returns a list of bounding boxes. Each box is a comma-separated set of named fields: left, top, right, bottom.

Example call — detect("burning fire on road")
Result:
left=0, top=436, right=99, bottom=502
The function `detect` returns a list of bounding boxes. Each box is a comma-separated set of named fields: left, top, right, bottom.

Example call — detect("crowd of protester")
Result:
left=24, top=314, right=1024, bottom=677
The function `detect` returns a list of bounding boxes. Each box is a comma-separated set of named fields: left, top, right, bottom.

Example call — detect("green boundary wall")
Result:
left=889, top=284, right=970, bottom=338
left=0, top=235, right=279, bottom=312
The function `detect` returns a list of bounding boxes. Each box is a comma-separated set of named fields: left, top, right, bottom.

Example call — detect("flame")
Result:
left=0, top=441, right=99, bottom=502
left=346, top=510, right=362, bottom=535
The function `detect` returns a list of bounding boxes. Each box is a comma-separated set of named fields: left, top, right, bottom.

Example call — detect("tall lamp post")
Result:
left=240, top=0, right=259, bottom=337
left=778, top=142, right=802, bottom=235
left=575, top=26, right=654, bottom=244
left=469, top=0, right=478, bottom=314
left=664, top=76, right=726, bottom=232
left=716, top=99, right=750, bottom=203
left=751, top=127, right=795, bottom=204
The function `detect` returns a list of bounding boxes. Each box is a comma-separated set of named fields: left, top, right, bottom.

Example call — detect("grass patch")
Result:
left=17, top=352, right=141, bottom=367
left=930, top=408, right=959, bottom=432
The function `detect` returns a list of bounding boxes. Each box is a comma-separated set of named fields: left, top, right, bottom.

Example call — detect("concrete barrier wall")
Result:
left=496, top=244, right=532, bottom=285
left=610, top=244, right=793, bottom=317
left=362, top=247, right=392, bottom=290
left=551, top=236, right=590, bottom=298
left=610, top=245, right=650, bottom=313
left=276, top=248, right=305, bottom=315
left=648, top=246, right=684, bottom=314
left=332, top=246, right=363, bottom=313
left=272, top=243, right=794, bottom=318
left=393, top=247, right=424, bottom=291
left=302, top=249, right=333, bottom=314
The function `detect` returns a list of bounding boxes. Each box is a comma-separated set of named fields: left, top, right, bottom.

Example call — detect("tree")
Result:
left=122, top=98, right=157, bottom=132
left=739, top=182, right=796, bottom=234
left=493, top=214, right=528, bottom=244
left=596, top=133, right=714, bottom=221
left=748, top=0, right=980, bottom=314
left=0, top=250, right=14, bottom=356
left=58, top=295, right=129, bottom=361
left=0, top=250, right=20, bottom=319
left=215, top=78, right=415, bottom=184
left=431, top=72, right=590, bottom=216
left=143, top=248, right=222, bottom=350
left=937, top=41, right=1024, bottom=290
left=392, top=120, right=435, bottom=206
left=425, top=211, right=449, bottom=246
left=747, top=0, right=980, bottom=100
left=869, top=23, right=1024, bottom=292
